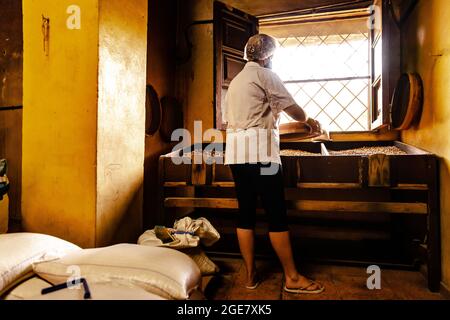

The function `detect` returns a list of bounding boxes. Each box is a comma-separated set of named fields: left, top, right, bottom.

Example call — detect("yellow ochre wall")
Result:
left=96, top=0, right=147, bottom=247
left=22, top=0, right=99, bottom=247
left=401, top=0, right=450, bottom=290
left=22, top=0, right=147, bottom=247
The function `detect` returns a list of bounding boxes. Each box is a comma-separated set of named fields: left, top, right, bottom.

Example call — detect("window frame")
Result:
left=369, top=0, right=401, bottom=131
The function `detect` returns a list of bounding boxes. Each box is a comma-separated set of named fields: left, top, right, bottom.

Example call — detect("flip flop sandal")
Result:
left=245, top=281, right=261, bottom=290
left=283, top=281, right=325, bottom=294
left=245, top=274, right=261, bottom=290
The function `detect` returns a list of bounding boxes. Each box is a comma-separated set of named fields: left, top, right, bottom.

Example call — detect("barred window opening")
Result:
left=262, top=17, right=371, bottom=132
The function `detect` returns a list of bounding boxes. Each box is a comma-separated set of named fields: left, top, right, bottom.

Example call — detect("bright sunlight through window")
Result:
left=265, top=17, right=371, bottom=132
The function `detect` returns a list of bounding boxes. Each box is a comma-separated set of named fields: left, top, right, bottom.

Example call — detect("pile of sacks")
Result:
left=138, top=217, right=220, bottom=275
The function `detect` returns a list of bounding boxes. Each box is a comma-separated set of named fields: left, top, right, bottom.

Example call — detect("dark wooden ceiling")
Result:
left=221, top=0, right=371, bottom=16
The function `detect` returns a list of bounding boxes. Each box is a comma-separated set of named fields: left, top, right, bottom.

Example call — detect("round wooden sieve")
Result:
left=145, top=85, right=162, bottom=136
left=391, top=73, right=423, bottom=130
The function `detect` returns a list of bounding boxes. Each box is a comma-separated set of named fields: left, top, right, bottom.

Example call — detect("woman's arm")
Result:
left=284, top=104, right=307, bottom=123
left=284, top=105, right=322, bottom=133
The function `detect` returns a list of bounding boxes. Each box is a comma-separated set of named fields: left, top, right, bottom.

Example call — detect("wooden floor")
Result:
left=205, top=258, right=447, bottom=300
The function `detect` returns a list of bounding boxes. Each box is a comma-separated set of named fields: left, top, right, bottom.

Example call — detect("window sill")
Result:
left=216, top=127, right=399, bottom=143
left=329, top=128, right=399, bottom=142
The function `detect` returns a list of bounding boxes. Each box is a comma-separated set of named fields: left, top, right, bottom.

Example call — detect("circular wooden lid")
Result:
left=145, top=85, right=161, bottom=136
left=391, top=73, right=423, bottom=130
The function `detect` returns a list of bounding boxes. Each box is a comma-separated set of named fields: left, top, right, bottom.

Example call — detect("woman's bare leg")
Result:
left=269, top=231, right=322, bottom=290
left=237, top=228, right=258, bottom=287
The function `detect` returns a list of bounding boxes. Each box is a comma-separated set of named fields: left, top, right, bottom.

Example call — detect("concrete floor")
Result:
left=205, top=258, right=447, bottom=300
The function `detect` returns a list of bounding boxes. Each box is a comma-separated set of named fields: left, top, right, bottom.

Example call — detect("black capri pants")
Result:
left=229, top=163, right=289, bottom=232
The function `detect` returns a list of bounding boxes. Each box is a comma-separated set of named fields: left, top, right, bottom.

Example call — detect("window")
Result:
left=261, top=12, right=371, bottom=132
left=214, top=0, right=400, bottom=132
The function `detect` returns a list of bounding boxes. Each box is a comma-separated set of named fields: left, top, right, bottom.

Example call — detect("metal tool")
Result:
left=41, top=278, right=91, bottom=299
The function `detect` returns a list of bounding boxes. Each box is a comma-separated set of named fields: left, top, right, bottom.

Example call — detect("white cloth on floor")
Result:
left=137, top=217, right=220, bottom=249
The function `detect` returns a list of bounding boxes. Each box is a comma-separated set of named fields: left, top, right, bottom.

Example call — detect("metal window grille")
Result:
left=272, top=22, right=370, bottom=131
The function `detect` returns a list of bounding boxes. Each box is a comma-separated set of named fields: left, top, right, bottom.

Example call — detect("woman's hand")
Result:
left=306, top=118, right=322, bottom=133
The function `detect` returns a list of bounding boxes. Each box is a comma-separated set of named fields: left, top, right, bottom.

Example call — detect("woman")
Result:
left=223, top=34, right=324, bottom=294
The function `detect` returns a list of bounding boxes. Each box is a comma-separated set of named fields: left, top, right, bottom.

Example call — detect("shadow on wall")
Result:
left=98, top=182, right=144, bottom=247
left=143, top=141, right=174, bottom=229
left=143, top=91, right=184, bottom=229
left=144, top=0, right=178, bottom=230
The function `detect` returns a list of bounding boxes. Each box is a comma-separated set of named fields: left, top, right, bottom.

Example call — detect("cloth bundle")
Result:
left=138, top=217, right=221, bottom=275
left=138, top=217, right=220, bottom=249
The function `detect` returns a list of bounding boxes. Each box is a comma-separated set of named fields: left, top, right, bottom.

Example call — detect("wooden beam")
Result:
left=328, top=130, right=399, bottom=142
left=164, top=197, right=428, bottom=214
left=164, top=182, right=188, bottom=187
left=164, top=182, right=429, bottom=190
left=297, top=183, right=362, bottom=189
left=368, top=154, right=390, bottom=187
left=290, top=200, right=427, bottom=214
left=211, top=182, right=235, bottom=187
left=392, top=184, right=428, bottom=190
left=165, top=197, right=238, bottom=209
left=394, top=141, right=430, bottom=155
left=191, top=162, right=207, bottom=185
